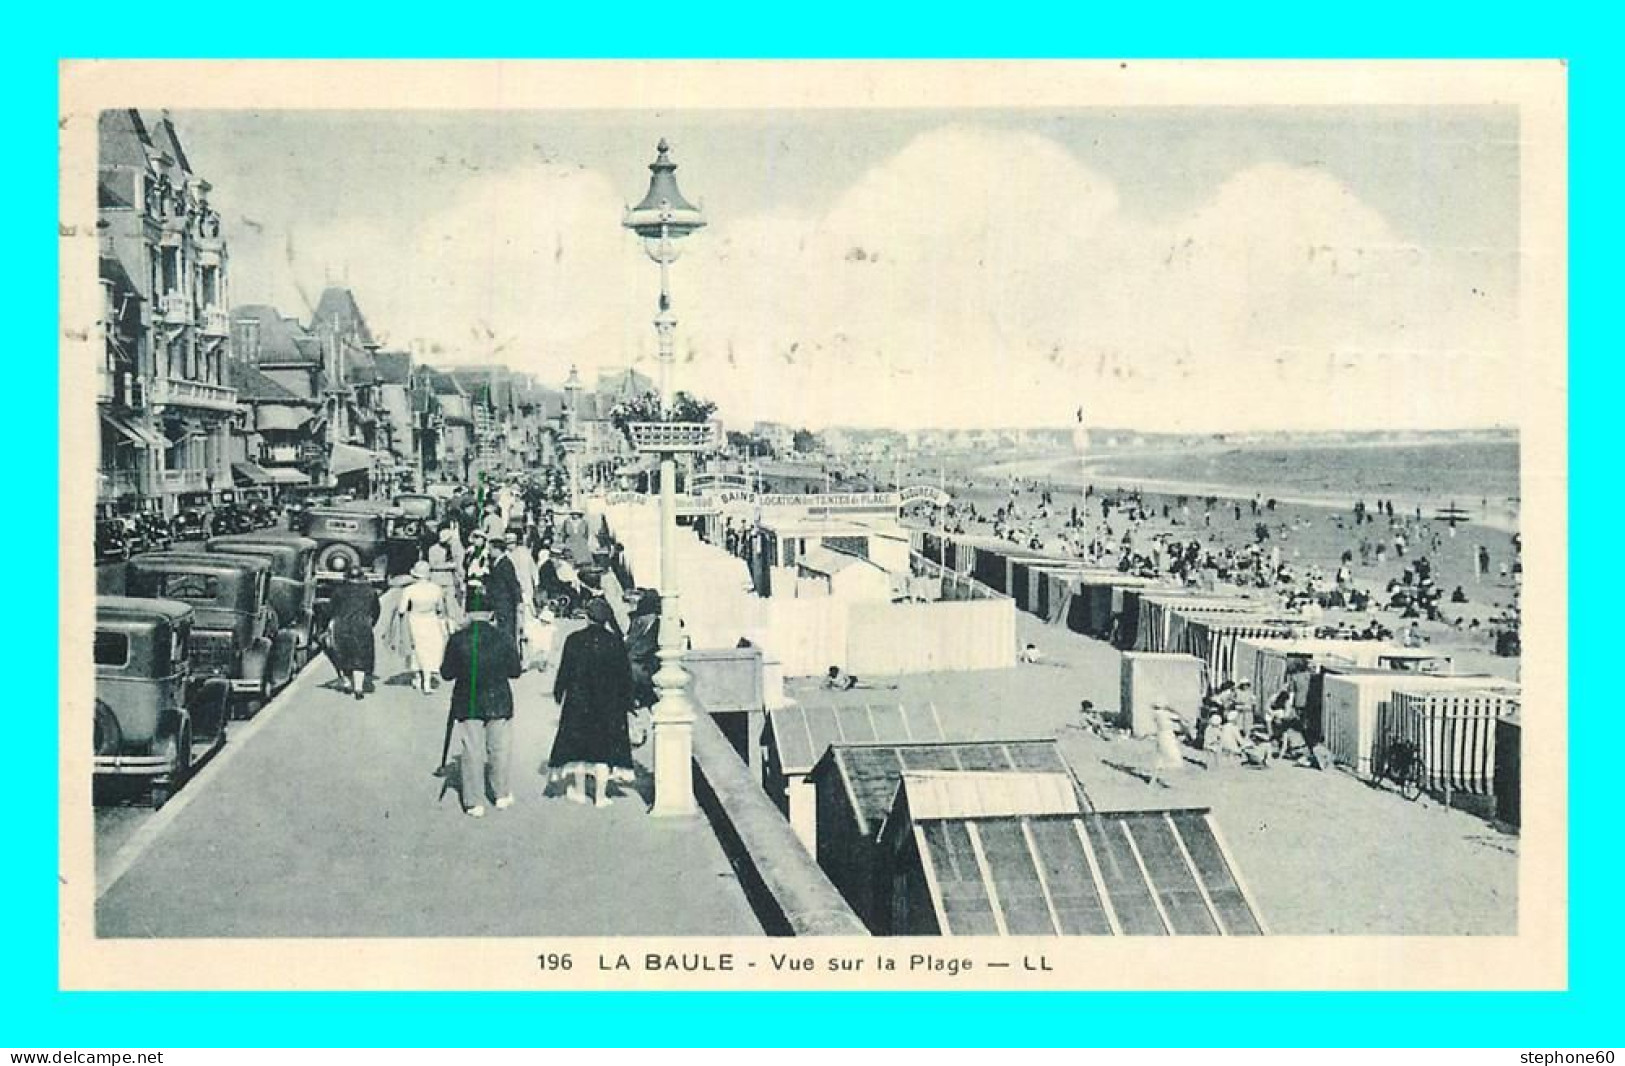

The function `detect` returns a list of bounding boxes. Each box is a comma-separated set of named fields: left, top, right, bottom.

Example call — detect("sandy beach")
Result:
left=788, top=608, right=1517, bottom=935
left=881, top=444, right=1524, bottom=677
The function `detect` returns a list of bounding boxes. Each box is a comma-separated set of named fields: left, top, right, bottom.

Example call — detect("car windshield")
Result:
left=157, top=572, right=220, bottom=602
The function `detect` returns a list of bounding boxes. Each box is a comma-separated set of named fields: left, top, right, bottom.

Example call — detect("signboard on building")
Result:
left=898, top=485, right=952, bottom=507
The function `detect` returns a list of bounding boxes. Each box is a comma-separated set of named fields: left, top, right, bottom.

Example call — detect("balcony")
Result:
left=151, top=376, right=239, bottom=412
left=201, top=308, right=230, bottom=338
left=97, top=469, right=146, bottom=500
left=158, top=292, right=191, bottom=325
left=158, top=469, right=209, bottom=493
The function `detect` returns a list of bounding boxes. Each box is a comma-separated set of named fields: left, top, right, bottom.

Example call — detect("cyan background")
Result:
left=10, top=3, right=1604, bottom=1046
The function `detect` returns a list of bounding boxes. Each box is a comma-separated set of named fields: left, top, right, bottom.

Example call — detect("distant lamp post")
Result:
left=562, top=363, right=584, bottom=507
left=624, top=138, right=707, bottom=818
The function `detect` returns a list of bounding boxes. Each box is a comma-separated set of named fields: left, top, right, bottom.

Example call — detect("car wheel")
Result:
left=93, top=700, right=122, bottom=757
left=148, top=727, right=184, bottom=808
left=316, top=542, right=363, bottom=576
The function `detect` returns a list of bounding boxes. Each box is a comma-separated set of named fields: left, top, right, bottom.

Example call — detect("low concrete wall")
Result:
left=691, top=708, right=868, bottom=937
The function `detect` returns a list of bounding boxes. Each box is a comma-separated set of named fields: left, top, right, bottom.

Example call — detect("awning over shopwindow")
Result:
left=263, top=467, right=311, bottom=485
left=100, top=411, right=164, bottom=449
left=231, top=461, right=274, bottom=485
left=329, top=442, right=382, bottom=477
left=255, top=404, right=315, bottom=433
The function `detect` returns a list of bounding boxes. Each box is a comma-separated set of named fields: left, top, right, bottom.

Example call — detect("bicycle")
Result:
left=1376, top=737, right=1425, bottom=801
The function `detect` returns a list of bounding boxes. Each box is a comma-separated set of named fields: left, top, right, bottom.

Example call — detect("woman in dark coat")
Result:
left=326, top=563, right=381, bottom=700
left=548, top=598, right=635, bottom=806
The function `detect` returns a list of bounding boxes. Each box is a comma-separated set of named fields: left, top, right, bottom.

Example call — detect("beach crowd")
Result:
left=921, top=475, right=1523, bottom=654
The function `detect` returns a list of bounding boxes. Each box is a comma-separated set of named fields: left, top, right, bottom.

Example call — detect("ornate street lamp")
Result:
left=562, top=363, right=584, bottom=507
left=624, top=138, right=707, bottom=818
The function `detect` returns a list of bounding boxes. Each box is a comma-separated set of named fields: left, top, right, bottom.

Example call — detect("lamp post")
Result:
left=562, top=363, right=584, bottom=508
left=624, top=138, right=707, bottom=818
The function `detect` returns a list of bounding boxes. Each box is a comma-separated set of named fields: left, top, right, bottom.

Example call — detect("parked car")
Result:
left=303, top=507, right=393, bottom=590
left=96, top=518, right=132, bottom=563
left=131, top=512, right=174, bottom=554
left=209, top=505, right=256, bottom=536
left=94, top=596, right=231, bottom=805
left=205, top=533, right=319, bottom=666
left=245, top=499, right=277, bottom=529
left=286, top=491, right=340, bottom=535
left=170, top=506, right=211, bottom=542
left=124, top=551, right=298, bottom=715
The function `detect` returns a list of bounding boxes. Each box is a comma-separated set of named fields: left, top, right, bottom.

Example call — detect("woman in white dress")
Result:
left=396, top=561, right=449, bottom=694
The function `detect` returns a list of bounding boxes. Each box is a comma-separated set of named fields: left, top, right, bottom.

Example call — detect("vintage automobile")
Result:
left=130, top=512, right=174, bottom=553
left=205, top=533, right=319, bottom=666
left=303, top=507, right=393, bottom=589
left=94, top=596, right=231, bottom=805
left=286, top=490, right=342, bottom=535
left=244, top=499, right=277, bottom=529
left=96, top=517, right=132, bottom=563
left=124, top=551, right=298, bottom=714
left=209, top=505, right=256, bottom=536
left=384, top=494, right=440, bottom=573
left=170, top=505, right=212, bottom=542
left=393, top=493, right=438, bottom=521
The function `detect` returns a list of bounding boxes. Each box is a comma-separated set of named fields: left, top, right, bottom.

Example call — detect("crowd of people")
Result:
left=921, top=475, right=1523, bottom=650
left=316, top=474, right=663, bottom=819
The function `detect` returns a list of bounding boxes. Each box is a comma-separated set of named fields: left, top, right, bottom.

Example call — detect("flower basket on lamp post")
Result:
left=627, top=420, right=720, bottom=454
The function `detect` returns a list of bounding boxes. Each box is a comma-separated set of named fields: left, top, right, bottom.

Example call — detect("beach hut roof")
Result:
left=767, top=702, right=945, bottom=777
left=809, top=738, right=1080, bottom=838
left=902, top=808, right=1266, bottom=936
left=888, top=770, right=1081, bottom=824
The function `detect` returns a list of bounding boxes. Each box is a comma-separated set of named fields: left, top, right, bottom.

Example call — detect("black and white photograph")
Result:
left=57, top=60, right=1567, bottom=990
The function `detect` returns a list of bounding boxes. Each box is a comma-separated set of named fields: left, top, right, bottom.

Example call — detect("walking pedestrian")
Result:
left=483, top=534, right=525, bottom=649
left=395, top=560, right=450, bottom=695
left=326, top=561, right=380, bottom=700
left=549, top=598, right=636, bottom=808
left=464, top=529, right=492, bottom=602
left=427, top=527, right=462, bottom=626
left=440, top=606, right=524, bottom=818
left=1149, top=703, right=1186, bottom=787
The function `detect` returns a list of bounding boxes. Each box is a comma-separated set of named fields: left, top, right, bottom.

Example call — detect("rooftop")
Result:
left=310, top=287, right=378, bottom=349
left=898, top=808, right=1265, bottom=936
left=809, top=738, right=1078, bottom=837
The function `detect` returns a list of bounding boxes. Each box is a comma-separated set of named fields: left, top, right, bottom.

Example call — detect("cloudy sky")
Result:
left=172, top=107, right=1522, bottom=432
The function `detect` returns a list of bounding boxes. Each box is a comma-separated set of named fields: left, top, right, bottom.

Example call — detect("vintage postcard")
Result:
left=57, top=59, right=1567, bottom=991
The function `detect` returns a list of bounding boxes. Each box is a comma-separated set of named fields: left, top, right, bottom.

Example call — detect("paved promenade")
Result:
left=96, top=588, right=761, bottom=938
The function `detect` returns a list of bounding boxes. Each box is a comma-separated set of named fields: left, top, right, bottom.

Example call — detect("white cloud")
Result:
left=290, top=124, right=1520, bottom=433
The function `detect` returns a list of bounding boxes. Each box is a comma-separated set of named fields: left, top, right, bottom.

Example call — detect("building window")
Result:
left=237, top=319, right=260, bottom=364
left=161, top=247, right=180, bottom=294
